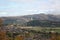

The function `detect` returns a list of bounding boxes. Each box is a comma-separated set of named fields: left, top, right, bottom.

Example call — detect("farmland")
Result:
left=19, top=27, right=60, bottom=33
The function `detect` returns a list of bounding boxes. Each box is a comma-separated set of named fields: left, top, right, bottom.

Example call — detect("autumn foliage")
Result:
left=15, top=35, right=24, bottom=40
left=0, top=18, right=9, bottom=40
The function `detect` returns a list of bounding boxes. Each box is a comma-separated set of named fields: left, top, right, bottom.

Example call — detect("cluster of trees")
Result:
left=26, top=20, right=60, bottom=27
left=0, top=18, right=24, bottom=40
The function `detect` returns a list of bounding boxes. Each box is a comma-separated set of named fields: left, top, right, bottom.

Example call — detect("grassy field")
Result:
left=20, top=27, right=60, bottom=33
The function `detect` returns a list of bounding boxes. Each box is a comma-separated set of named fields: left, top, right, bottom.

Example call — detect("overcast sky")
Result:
left=0, top=0, right=60, bottom=17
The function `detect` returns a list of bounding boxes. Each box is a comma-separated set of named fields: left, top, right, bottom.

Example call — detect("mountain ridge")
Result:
left=1, top=13, right=60, bottom=25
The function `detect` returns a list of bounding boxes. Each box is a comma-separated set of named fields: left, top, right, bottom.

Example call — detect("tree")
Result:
left=26, top=20, right=41, bottom=26
left=0, top=18, right=3, bottom=27
left=0, top=18, right=9, bottom=40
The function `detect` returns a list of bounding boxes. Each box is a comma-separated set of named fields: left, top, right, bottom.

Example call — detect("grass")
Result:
left=22, top=27, right=60, bottom=33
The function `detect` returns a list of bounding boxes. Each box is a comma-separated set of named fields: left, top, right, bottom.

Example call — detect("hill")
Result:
left=0, top=13, right=60, bottom=26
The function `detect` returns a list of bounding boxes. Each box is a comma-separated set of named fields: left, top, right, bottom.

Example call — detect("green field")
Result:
left=20, top=27, right=60, bottom=33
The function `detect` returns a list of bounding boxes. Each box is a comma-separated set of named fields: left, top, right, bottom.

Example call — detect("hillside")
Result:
left=1, top=13, right=60, bottom=26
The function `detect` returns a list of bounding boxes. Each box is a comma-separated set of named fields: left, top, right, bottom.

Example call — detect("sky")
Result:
left=0, top=0, right=60, bottom=17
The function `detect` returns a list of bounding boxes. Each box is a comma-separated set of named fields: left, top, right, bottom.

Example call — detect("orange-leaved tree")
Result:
left=0, top=18, right=9, bottom=40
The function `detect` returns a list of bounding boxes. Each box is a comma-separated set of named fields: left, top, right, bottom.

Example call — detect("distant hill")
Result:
left=1, top=13, right=60, bottom=26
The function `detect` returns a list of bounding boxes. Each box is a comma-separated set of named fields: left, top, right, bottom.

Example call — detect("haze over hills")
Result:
left=1, top=13, right=60, bottom=20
